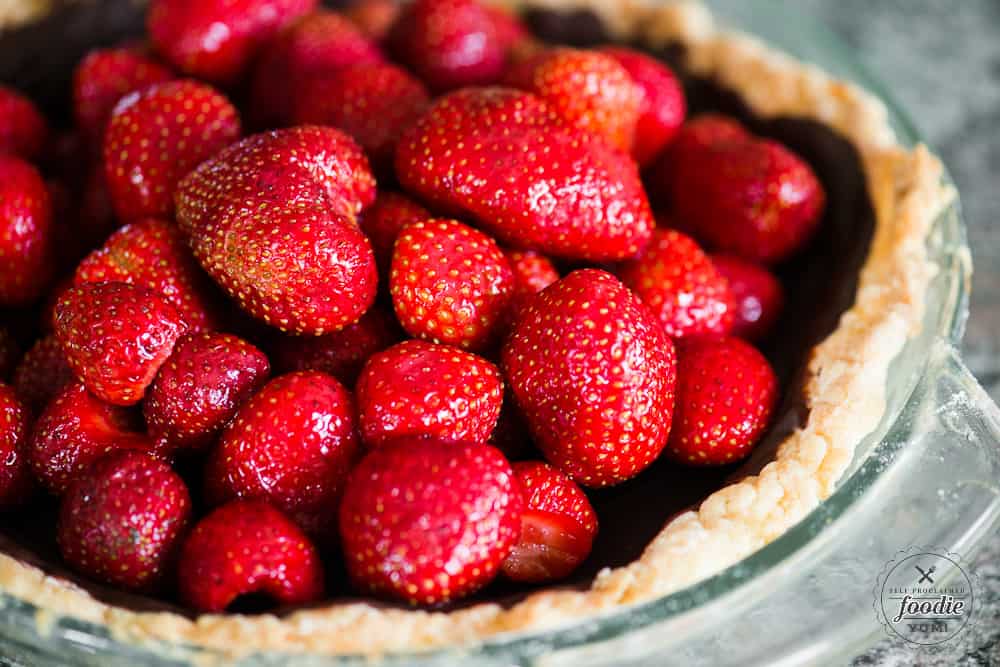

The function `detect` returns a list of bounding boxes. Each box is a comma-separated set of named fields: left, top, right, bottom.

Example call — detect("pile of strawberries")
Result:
left=0, top=0, right=824, bottom=611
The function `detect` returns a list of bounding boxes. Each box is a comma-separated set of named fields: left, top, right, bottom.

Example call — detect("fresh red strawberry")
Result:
left=0, top=328, right=18, bottom=380
left=250, top=10, right=384, bottom=128
left=601, top=47, right=685, bottom=166
left=72, top=48, right=174, bottom=146
left=272, top=305, right=402, bottom=386
left=345, top=0, right=400, bottom=41
left=0, top=85, right=48, bottom=161
left=356, top=339, right=504, bottom=448
left=292, top=63, right=429, bottom=171
left=387, top=0, right=506, bottom=92
left=12, top=335, right=75, bottom=415
left=204, top=371, right=359, bottom=538
left=103, top=80, right=240, bottom=222
left=29, top=383, right=155, bottom=494
left=57, top=451, right=191, bottom=591
left=667, top=336, right=778, bottom=465
left=0, top=156, right=53, bottom=305
left=54, top=281, right=188, bottom=406
left=39, top=276, right=74, bottom=334
left=177, top=499, right=325, bottom=612
left=147, top=0, right=316, bottom=84
left=712, top=254, right=785, bottom=342
left=505, top=48, right=641, bottom=152
left=0, top=383, right=36, bottom=508
left=75, top=218, right=222, bottom=332
left=358, top=192, right=430, bottom=275
left=396, top=87, right=654, bottom=261
left=502, top=269, right=677, bottom=487
left=144, top=332, right=270, bottom=454
left=339, top=437, right=521, bottom=605
left=390, top=219, right=514, bottom=351
left=504, top=248, right=559, bottom=322
left=618, top=229, right=736, bottom=339
left=502, top=461, right=596, bottom=583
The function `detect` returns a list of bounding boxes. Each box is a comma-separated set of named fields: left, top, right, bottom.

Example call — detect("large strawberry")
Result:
left=0, top=156, right=53, bottom=305
left=0, top=85, right=48, bottom=161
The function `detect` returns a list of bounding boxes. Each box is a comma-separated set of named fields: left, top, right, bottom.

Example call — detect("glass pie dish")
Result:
left=1, top=1, right=998, bottom=666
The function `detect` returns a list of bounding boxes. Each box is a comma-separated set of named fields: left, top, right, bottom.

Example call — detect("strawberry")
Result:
left=57, top=451, right=191, bottom=591
left=177, top=499, right=325, bottom=612
left=396, top=87, right=654, bottom=261
left=502, top=461, right=596, bottom=583
left=54, top=281, right=188, bottom=406
left=504, top=248, right=560, bottom=322
left=601, top=47, right=685, bottom=166
left=345, top=0, right=400, bottom=41
left=505, top=48, right=641, bottom=152
left=0, top=85, right=48, bottom=161
left=0, top=156, right=53, bottom=305
left=250, top=10, right=384, bottom=128
left=0, top=327, right=18, bottom=380
left=667, top=336, right=778, bottom=465
left=356, top=339, right=503, bottom=448
left=103, top=80, right=241, bottom=222
left=485, top=5, right=531, bottom=53
left=387, top=0, right=506, bottom=92
left=358, top=192, right=430, bottom=275
left=291, top=63, right=429, bottom=171
left=0, top=383, right=36, bottom=508
left=271, top=305, right=403, bottom=386
left=390, top=219, right=514, bottom=351
left=144, top=332, right=270, bottom=454
left=12, top=335, right=75, bottom=416
left=204, top=371, right=359, bottom=538
left=75, top=218, right=222, bottom=332
left=72, top=48, right=174, bottom=147
left=28, top=383, right=155, bottom=495
left=712, top=254, right=784, bottom=342
left=147, top=0, right=316, bottom=84
left=502, top=269, right=677, bottom=487
left=339, top=437, right=521, bottom=605
left=617, top=229, right=736, bottom=339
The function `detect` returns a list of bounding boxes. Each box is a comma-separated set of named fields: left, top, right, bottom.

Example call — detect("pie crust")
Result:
left=0, top=0, right=954, bottom=660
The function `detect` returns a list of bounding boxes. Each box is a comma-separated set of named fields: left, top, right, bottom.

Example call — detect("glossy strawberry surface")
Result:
left=712, top=254, right=785, bottom=342
left=0, top=383, right=36, bottom=508
left=357, top=192, right=430, bottom=275
left=0, top=85, right=48, bottom=160
left=504, top=248, right=560, bottom=323
left=12, top=335, right=75, bottom=416
left=0, top=156, right=53, bottom=305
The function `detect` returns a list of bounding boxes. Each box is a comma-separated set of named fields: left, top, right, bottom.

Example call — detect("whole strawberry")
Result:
left=356, top=340, right=503, bottom=448
left=205, top=371, right=359, bottom=538
left=57, top=451, right=191, bottom=591
left=54, top=281, right=188, bottom=406
left=390, top=219, right=514, bottom=351
left=339, top=437, right=522, bottom=605
left=0, top=156, right=53, bottom=305
left=12, top=335, right=75, bottom=415
left=502, top=461, right=597, bottom=583
left=502, top=269, right=677, bottom=487
left=144, top=332, right=270, bottom=454
left=103, top=80, right=240, bottom=221
left=0, top=85, right=48, bottom=161
left=504, top=248, right=560, bottom=323
left=147, top=0, right=316, bottom=84
left=667, top=336, right=778, bottom=465
left=396, top=87, right=654, bottom=261
left=178, top=499, right=325, bottom=612
left=712, top=254, right=785, bottom=342
left=29, top=383, right=155, bottom=495
left=0, top=383, right=36, bottom=508
left=617, top=229, right=736, bottom=339
left=358, top=192, right=430, bottom=275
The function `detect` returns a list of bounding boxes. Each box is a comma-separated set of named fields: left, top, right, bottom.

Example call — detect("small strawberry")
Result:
left=358, top=192, right=430, bottom=275
left=617, top=229, right=736, bottom=339
left=12, top=335, right=75, bottom=415
left=667, top=336, right=778, bottom=465
left=505, top=48, right=641, bottom=152
left=103, top=80, right=241, bottom=222
left=57, top=451, right=191, bottom=591
left=601, top=47, right=685, bottom=166
left=502, top=269, right=677, bottom=487
left=0, top=383, right=36, bottom=508
left=502, top=461, right=597, bottom=583
left=144, top=332, right=270, bottom=454
left=390, top=219, right=514, bottom=351
left=0, top=85, right=48, bottom=161
left=0, top=156, right=53, bottom=305
left=147, top=0, right=316, bottom=84
left=339, top=437, right=521, bottom=605
left=29, top=383, right=155, bottom=495
left=712, top=254, right=784, bottom=342
left=356, top=339, right=503, bottom=448
left=504, top=248, right=560, bottom=322
left=345, top=0, right=400, bottom=41
left=396, top=87, right=654, bottom=261
left=177, top=499, right=325, bottom=612
left=204, top=371, right=359, bottom=538
left=388, top=0, right=506, bottom=92
left=0, top=327, right=18, bottom=380
left=54, top=281, right=188, bottom=406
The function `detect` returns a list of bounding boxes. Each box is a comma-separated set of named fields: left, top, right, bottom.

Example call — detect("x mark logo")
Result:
left=915, top=564, right=936, bottom=584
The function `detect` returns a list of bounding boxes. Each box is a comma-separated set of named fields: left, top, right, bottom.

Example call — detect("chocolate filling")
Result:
left=0, top=3, right=874, bottom=617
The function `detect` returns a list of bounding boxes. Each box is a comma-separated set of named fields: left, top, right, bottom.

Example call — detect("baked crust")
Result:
left=0, top=0, right=953, bottom=660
